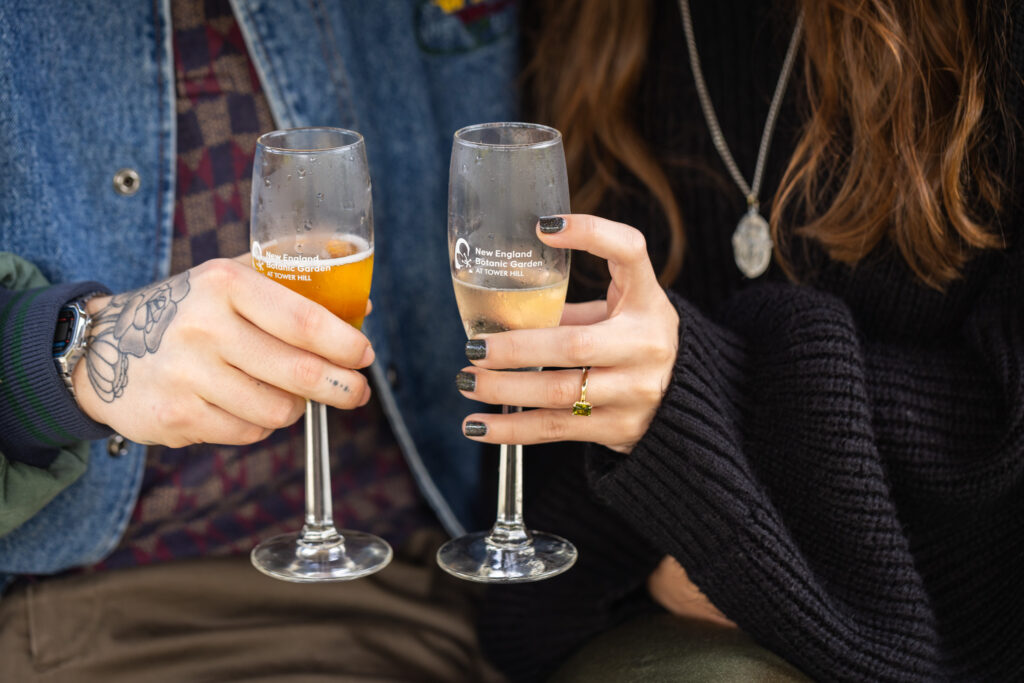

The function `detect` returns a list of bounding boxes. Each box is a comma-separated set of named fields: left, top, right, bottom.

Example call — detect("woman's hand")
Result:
left=456, top=214, right=679, bottom=453
left=648, top=555, right=736, bottom=628
left=72, top=257, right=374, bottom=447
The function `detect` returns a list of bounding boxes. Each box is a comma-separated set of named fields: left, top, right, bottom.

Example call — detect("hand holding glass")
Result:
left=249, top=127, right=392, bottom=582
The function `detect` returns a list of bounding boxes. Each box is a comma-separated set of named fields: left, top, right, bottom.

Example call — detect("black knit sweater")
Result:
left=482, top=0, right=1024, bottom=681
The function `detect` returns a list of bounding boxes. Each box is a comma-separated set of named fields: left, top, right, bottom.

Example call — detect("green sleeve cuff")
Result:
left=0, top=443, right=90, bottom=537
left=0, top=251, right=50, bottom=290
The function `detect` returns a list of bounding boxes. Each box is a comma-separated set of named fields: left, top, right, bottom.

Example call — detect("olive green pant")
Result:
left=0, top=531, right=504, bottom=682
left=551, top=613, right=810, bottom=683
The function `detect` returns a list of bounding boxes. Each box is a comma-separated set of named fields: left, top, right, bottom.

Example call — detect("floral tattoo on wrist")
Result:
left=86, top=272, right=191, bottom=403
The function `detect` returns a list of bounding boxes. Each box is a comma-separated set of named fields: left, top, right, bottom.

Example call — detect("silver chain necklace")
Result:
left=678, top=0, right=804, bottom=278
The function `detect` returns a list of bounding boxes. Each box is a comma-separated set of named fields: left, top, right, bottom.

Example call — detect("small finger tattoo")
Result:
left=326, top=377, right=350, bottom=392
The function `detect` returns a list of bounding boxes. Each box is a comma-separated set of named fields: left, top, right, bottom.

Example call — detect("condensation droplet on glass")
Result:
left=263, top=177, right=271, bottom=187
left=309, top=155, right=317, bottom=164
left=343, top=199, right=355, bottom=210
left=297, top=168, right=307, bottom=179
left=474, top=152, right=483, bottom=165
left=257, top=197, right=264, bottom=210
left=461, top=163, right=468, bottom=173
left=303, top=220, right=313, bottom=232
left=296, top=242, right=304, bottom=253
left=316, top=192, right=324, bottom=204
left=286, top=174, right=292, bottom=181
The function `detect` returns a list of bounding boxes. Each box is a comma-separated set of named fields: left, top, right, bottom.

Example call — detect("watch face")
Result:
left=53, top=306, right=78, bottom=356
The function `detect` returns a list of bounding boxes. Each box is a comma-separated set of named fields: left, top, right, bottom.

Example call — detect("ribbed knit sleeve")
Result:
left=583, top=267, right=1024, bottom=681
left=0, top=255, right=112, bottom=467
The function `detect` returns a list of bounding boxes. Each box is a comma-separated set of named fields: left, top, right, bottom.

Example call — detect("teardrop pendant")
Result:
left=732, top=209, right=772, bottom=278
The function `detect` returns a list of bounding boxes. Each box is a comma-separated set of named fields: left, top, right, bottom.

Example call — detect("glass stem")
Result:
left=302, top=399, right=341, bottom=544
left=488, top=405, right=530, bottom=546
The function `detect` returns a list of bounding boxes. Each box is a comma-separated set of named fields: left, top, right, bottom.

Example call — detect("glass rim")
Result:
left=256, top=126, right=363, bottom=153
left=453, top=122, right=562, bottom=150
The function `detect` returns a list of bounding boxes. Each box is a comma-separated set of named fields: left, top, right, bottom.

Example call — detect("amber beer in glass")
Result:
left=252, top=236, right=373, bottom=329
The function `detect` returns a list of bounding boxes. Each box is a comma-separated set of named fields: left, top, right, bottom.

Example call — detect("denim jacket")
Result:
left=0, top=0, right=518, bottom=578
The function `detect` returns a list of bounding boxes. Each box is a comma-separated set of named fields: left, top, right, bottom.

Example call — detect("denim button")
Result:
left=112, top=168, right=140, bottom=196
left=106, top=434, right=129, bottom=457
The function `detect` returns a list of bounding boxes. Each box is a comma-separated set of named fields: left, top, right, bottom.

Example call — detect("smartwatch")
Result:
left=53, top=296, right=96, bottom=398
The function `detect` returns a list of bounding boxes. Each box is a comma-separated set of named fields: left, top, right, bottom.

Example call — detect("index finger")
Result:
left=537, top=214, right=660, bottom=296
left=218, top=260, right=374, bottom=369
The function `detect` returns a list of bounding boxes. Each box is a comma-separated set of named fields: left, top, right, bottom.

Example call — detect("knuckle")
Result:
left=546, top=374, right=578, bottom=408
left=237, top=423, right=269, bottom=444
left=579, top=214, right=600, bottom=238
left=266, top=396, right=303, bottom=429
left=292, top=354, right=323, bottom=391
left=636, top=377, right=664, bottom=407
left=624, top=228, right=648, bottom=261
left=565, top=328, right=595, bottom=365
left=637, top=323, right=677, bottom=366
left=154, top=401, right=188, bottom=432
left=655, top=339, right=677, bottom=367
left=294, top=302, right=324, bottom=341
left=196, top=257, right=239, bottom=288
left=349, top=339, right=372, bottom=367
left=502, top=333, right=523, bottom=365
left=623, top=411, right=652, bottom=442
left=540, top=412, right=570, bottom=441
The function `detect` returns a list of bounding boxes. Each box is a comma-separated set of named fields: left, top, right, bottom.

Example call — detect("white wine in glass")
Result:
left=451, top=269, right=568, bottom=338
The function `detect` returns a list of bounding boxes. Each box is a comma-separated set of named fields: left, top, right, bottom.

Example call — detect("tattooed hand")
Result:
left=86, top=272, right=190, bottom=402
left=72, top=258, right=375, bottom=448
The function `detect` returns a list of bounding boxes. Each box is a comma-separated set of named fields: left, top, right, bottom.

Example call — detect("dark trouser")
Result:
left=550, top=613, right=810, bottom=683
left=0, top=531, right=504, bottom=682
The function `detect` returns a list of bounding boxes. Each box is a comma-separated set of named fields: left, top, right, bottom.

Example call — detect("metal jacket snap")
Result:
left=112, top=168, right=140, bottom=196
left=107, top=434, right=129, bottom=457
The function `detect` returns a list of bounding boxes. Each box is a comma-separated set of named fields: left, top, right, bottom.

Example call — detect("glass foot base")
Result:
left=436, top=530, right=577, bottom=583
left=251, top=530, right=392, bottom=583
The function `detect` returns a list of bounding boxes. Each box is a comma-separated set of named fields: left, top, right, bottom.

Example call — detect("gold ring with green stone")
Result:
left=572, top=366, right=593, bottom=416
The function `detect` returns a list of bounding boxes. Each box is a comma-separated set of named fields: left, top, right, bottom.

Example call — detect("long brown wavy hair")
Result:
left=524, top=0, right=1012, bottom=289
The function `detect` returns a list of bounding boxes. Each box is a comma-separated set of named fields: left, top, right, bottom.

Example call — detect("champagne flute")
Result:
left=249, top=127, right=392, bottom=582
left=438, top=122, right=578, bottom=583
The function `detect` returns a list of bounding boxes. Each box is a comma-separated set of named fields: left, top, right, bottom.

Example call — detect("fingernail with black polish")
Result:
left=465, top=339, right=487, bottom=360
left=455, top=371, right=476, bottom=392
left=539, top=216, right=566, bottom=233
left=464, top=421, right=487, bottom=437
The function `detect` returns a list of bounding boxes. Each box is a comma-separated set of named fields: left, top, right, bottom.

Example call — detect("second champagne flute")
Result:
left=249, top=127, right=392, bottom=582
left=438, top=122, right=578, bottom=583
